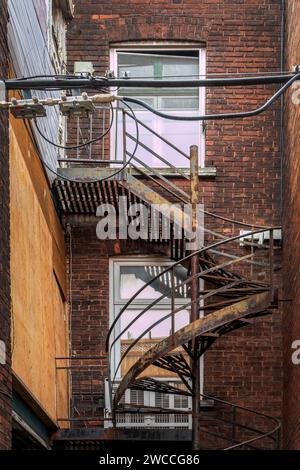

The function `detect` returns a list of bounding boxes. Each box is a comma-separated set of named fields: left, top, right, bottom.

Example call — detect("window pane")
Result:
left=120, top=266, right=167, bottom=300
left=118, top=52, right=154, bottom=79
left=162, top=55, right=198, bottom=78
left=159, top=111, right=201, bottom=165
left=155, top=392, right=169, bottom=409
left=130, top=389, right=144, bottom=406
left=115, top=107, right=156, bottom=162
left=160, top=96, right=199, bottom=110
left=118, top=52, right=199, bottom=103
left=119, top=265, right=188, bottom=300
left=174, top=394, right=189, bottom=409
left=119, top=308, right=189, bottom=376
left=120, top=309, right=190, bottom=341
left=118, top=52, right=198, bottom=80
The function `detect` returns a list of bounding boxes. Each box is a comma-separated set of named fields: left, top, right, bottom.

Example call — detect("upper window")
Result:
left=110, top=45, right=205, bottom=167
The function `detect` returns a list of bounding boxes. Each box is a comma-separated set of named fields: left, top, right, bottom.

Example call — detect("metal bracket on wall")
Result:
left=0, top=80, right=6, bottom=102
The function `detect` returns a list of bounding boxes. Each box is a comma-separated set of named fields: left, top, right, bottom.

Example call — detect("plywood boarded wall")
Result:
left=10, top=117, right=69, bottom=424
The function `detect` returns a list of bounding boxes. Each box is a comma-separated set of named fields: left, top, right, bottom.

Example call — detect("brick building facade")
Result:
left=0, top=0, right=11, bottom=451
left=63, top=0, right=283, bottom=440
left=0, top=0, right=300, bottom=451
left=283, top=0, right=300, bottom=450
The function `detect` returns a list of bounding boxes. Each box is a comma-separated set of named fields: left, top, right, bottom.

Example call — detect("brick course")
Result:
left=0, top=0, right=11, bottom=451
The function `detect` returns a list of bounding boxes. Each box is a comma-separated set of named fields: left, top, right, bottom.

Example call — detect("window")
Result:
left=110, top=258, right=190, bottom=380
left=110, top=45, right=205, bottom=168
left=47, top=0, right=70, bottom=74
left=109, top=257, right=203, bottom=429
left=130, top=389, right=144, bottom=407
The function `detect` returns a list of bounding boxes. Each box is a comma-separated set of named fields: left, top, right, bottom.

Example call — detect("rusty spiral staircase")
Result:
left=53, top=104, right=281, bottom=448
left=103, top=106, right=281, bottom=450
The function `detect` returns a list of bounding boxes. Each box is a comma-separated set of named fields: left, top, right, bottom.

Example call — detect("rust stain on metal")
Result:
left=113, top=291, right=272, bottom=408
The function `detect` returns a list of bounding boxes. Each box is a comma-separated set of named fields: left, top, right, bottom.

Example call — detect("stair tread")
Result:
left=128, top=377, right=191, bottom=396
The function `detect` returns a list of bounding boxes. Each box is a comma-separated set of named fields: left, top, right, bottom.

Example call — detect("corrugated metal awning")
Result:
left=53, top=179, right=142, bottom=215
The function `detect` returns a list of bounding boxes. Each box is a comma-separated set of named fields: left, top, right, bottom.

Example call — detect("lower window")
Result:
left=109, top=257, right=203, bottom=429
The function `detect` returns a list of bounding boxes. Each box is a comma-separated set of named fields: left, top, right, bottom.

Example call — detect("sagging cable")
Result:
left=122, top=71, right=300, bottom=121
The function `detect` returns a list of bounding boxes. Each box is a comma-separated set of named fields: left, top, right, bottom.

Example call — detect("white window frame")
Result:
left=109, top=256, right=188, bottom=380
left=110, top=43, right=206, bottom=167
left=108, top=256, right=204, bottom=429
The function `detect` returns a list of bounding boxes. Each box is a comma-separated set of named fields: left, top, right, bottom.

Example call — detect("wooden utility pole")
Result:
left=189, top=145, right=201, bottom=450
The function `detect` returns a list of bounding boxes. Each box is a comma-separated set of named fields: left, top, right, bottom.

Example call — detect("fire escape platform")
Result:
left=53, top=427, right=192, bottom=445
left=53, top=399, right=214, bottom=445
left=56, top=166, right=217, bottom=180
left=53, top=166, right=216, bottom=216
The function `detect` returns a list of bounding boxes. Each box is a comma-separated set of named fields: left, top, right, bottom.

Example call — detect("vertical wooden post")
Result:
left=122, top=108, right=127, bottom=180
left=189, top=145, right=201, bottom=450
left=269, top=228, right=274, bottom=301
left=171, top=267, right=175, bottom=340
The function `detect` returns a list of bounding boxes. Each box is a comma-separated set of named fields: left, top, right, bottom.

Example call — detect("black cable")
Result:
left=32, top=100, right=139, bottom=184
left=123, top=72, right=300, bottom=121
left=116, top=70, right=293, bottom=80
left=15, top=73, right=108, bottom=82
left=16, top=74, right=77, bottom=81
left=5, top=73, right=295, bottom=91
left=13, top=71, right=293, bottom=81
left=34, top=103, right=114, bottom=150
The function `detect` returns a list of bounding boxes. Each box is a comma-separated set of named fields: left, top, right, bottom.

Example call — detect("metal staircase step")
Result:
left=127, top=377, right=191, bottom=396
left=152, top=353, right=192, bottom=378
left=119, top=175, right=191, bottom=230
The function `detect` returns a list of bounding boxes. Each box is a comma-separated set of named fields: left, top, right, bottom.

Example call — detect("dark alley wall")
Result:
left=283, top=0, right=300, bottom=450
left=0, top=0, right=11, bottom=450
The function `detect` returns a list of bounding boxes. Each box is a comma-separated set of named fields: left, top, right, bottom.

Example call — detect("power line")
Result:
left=34, top=103, right=114, bottom=150
left=10, top=70, right=293, bottom=81
left=123, top=71, right=300, bottom=121
left=116, top=70, right=293, bottom=80
left=4, top=72, right=297, bottom=92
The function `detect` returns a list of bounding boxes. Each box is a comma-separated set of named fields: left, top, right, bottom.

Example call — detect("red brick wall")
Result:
left=67, top=0, right=283, bottom=434
left=282, top=0, right=300, bottom=450
left=0, top=0, right=12, bottom=450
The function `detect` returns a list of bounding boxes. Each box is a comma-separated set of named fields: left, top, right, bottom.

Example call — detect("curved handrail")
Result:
left=106, top=226, right=280, bottom=352
left=112, top=290, right=255, bottom=384
left=200, top=393, right=281, bottom=450
left=198, top=393, right=281, bottom=450
left=112, top=391, right=280, bottom=449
